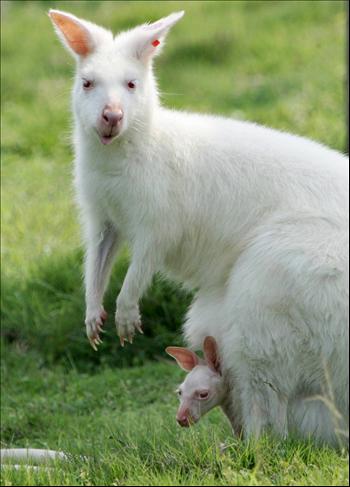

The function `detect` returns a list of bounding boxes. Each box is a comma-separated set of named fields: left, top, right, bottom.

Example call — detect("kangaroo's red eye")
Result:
left=127, top=81, right=136, bottom=90
left=83, top=79, right=93, bottom=90
left=199, top=391, right=209, bottom=400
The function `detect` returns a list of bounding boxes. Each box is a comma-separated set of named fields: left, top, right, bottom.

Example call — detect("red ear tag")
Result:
left=152, top=39, right=160, bottom=47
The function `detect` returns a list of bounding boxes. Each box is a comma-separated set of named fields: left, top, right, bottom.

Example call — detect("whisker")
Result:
left=159, top=91, right=184, bottom=97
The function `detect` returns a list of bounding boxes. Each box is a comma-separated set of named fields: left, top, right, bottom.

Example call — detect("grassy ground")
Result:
left=1, top=0, right=348, bottom=485
left=1, top=346, right=348, bottom=486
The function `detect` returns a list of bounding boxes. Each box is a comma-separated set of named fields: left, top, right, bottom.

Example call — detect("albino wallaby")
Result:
left=166, top=336, right=241, bottom=436
left=49, top=10, right=349, bottom=445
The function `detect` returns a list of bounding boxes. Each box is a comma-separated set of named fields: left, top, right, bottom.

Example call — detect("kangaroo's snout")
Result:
left=176, top=415, right=190, bottom=427
left=176, top=408, right=194, bottom=427
left=102, top=106, right=124, bottom=127
left=98, top=105, right=124, bottom=145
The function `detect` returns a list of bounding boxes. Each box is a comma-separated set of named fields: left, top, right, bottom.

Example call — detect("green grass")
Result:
left=1, top=346, right=348, bottom=486
left=1, top=0, right=348, bottom=485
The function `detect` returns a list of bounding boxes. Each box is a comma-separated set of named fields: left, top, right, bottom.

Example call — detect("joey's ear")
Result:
left=203, top=336, right=221, bottom=375
left=48, top=10, right=110, bottom=58
left=165, top=346, right=199, bottom=372
left=129, top=11, right=185, bottom=63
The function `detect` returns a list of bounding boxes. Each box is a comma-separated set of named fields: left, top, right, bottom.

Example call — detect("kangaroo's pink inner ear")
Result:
left=133, top=11, right=184, bottom=63
left=165, top=347, right=199, bottom=371
left=49, top=10, right=93, bottom=56
left=203, top=336, right=221, bottom=374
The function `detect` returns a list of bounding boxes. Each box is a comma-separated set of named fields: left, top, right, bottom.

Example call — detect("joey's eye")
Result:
left=127, top=80, right=136, bottom=90
left=198, top=391, right=209, bottom=400
left=82, top=79, right=93, bottom=90
left=176, top=389, right=182, bottom=397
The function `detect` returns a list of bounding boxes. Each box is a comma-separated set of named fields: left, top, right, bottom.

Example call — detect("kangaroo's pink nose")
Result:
left=102, top=107, right=123, bottom=127
left=176, top=409, right=191, bottom=427
left=177, top=416, right=190, bottom=427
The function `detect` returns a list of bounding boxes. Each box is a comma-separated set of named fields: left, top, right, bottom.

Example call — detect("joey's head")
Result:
left=166, top=336, right=226, bottom=427
left=49, top=10, right=184, bottom=145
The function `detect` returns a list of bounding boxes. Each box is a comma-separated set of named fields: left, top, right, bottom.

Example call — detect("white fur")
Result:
left=50, top=10, right=349, bottom=446
left=0, top=449, right=67, bottom=463
left=0, top=449, right=68, bottom=472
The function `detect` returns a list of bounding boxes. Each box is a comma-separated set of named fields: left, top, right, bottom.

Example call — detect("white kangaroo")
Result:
left=49, top=10, right=349, bottom=445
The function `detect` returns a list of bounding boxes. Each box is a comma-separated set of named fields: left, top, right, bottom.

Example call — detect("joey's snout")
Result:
left=177, top=416, right=190, bottom=427
left=176, top=412, right=191, bottom=427
left=176, top=407, right=196, bottom=427
left=98, top=105, right=124, bottom=145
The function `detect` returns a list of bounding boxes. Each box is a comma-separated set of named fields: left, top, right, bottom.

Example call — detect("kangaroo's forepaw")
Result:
left=85, top=307, right=108, bottom=351
left=115, top=305, right=143, bottom=346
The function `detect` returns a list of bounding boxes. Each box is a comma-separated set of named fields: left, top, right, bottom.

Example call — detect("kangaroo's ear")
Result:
left=127, top=11, right=185, bottom=64
left=203, top=336, right=221, bottom=375
left=48, top=10, right=111, bottom=59
left=165, top=346, right=199, bottom=372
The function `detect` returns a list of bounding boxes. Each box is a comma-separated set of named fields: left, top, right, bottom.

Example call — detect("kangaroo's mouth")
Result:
left=177, top=415, right=198, bottom=428
left=96, top=128, right=120, bottom=145
left=95, top=127, right=121, bottom=145
left=100, top=134, right=116, bottom=145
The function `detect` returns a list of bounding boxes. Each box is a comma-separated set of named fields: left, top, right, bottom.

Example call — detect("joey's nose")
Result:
left=102, top=107, right=123, bottom=127
left=177, top=416, right=190, bottom=427
left=176, top=410, right=191, bottom=427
